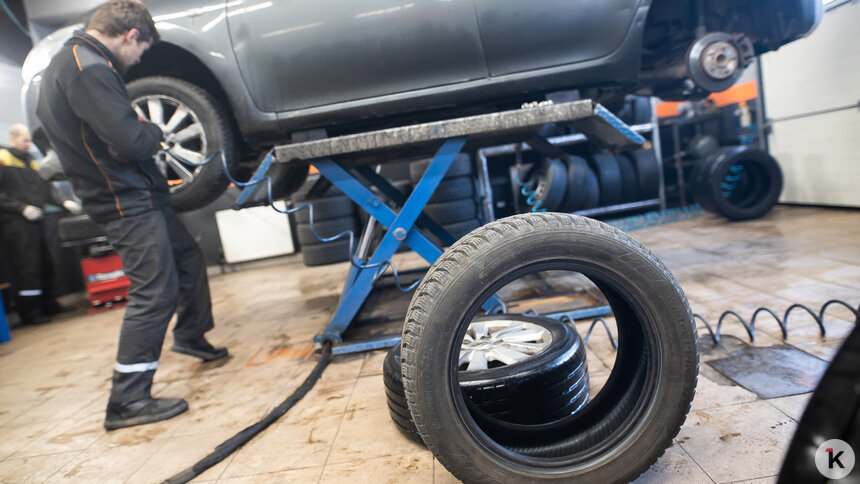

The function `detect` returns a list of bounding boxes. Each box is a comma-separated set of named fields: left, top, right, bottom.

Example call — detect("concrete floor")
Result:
left=0, top=205, right=858, bottom=483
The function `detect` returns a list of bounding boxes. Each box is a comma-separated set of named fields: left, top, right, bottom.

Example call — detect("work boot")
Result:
left=171, top=337, right=228, bottom=362
left=104, top=397, right=188, bottom=430
left=104, top=370, right=187, bottom=430
left=18, top=296, right=50, bottom=325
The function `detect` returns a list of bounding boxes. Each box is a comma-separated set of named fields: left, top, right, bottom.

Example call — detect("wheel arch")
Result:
left=124, top=42, right=243, bottom=147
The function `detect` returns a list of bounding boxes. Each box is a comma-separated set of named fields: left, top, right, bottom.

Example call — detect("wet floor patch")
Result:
left=707, top=345, right=829, bottom=399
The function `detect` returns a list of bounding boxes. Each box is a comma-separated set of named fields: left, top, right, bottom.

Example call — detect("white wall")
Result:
left=761, top=2, right=860, bottom=207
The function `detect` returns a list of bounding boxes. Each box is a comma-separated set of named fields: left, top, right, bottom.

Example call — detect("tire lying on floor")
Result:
left=401, top=213, right=698, bottom=483
left=692, top=145, right=783, bottom=221
left=384, top=314, right=589, bottom=443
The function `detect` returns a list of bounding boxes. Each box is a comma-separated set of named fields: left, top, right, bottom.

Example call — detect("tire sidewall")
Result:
left=403, top=215, right=697, bottom=483
left=127, top=76, right=237, bottom=212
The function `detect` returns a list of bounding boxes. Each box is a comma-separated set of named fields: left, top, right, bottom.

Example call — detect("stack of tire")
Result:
left=522, top=148, right=660, bottom=213
left=690, top=144, right=783, bottom=221
left=383, top=314, right=589, bottom=444
left=408, top=153, right=482, bottom=244
left=291, top=181, right=360, bottom=266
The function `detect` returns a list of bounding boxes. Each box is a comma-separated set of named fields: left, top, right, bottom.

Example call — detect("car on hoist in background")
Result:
left=21, top=0, right=822, bottom=212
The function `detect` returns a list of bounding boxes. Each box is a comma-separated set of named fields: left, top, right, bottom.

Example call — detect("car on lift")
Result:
left=21, top=0, right=822, bottom=212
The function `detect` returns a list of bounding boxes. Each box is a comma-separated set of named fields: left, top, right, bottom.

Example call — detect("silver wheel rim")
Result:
left=459, top=319, right=552, bottom=372
left=132, top=94, right=208, bottom=185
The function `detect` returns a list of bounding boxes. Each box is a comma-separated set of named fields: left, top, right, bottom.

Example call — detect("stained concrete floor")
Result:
left=0, top=205, right=858, bottom=483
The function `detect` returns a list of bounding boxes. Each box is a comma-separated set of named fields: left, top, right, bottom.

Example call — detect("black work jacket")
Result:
left=36, top=32, right=165, bottom=223
left=0, top=147, right=60, bottom=221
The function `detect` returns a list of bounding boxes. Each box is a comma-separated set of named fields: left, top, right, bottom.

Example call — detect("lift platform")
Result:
left=238, top=100, right=645, bottom=355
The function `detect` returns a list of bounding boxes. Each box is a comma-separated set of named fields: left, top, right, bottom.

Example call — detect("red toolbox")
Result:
left=80, top=254, right=130, bottom=311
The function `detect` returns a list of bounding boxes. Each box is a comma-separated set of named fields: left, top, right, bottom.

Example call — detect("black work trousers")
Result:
left=99, top=207, right=213, bottom=402
left=0, top=216, right=55, bottom=319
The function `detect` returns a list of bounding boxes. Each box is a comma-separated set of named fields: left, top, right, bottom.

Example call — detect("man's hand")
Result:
left=22, top=205, right=43, bottom=221
left=63, top=200, right=83, bottom=214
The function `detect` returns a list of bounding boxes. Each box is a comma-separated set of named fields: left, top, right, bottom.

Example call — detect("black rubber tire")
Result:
left=293, top=196, right=355, bottom=223
left=581, top=166, right=600, bottom=210
left=384, top=345, right=425, bottom=445
left=423, top=199, right=478, bottom=225
left=559, top=156, right=592, bottom=213
left=428, top=176, right=475, bottom=203
left=631, top=97, right=653, bottom=125
left=687, top=134, right=720, bottom=159
left=626, top=150, right=660, bottom=200
left=385, top=314, right=589, bottom=442
left=697, top=146, right=783, bottom=221
left=296, top=217, right=358, bottom=245
left=525, top=158, right=568, bottom=212
left=301, top=238, right=351, bottom=266
left=442, top=219, right=481, bottom=242
left=614, top=154, right=640, bottom=203
left=401, top=213, right=698, bottom=483
left=57, top=214, right=104, bottom=242
left=409, top=153, right=473, bottom=183
left=690, top=155, right=718, bottom=212
left=127, top=76, right=237, bottom=213
left=778, top=324, right=860, bottom=484
left=587, top=152, right=623, bottom=207
left=459, top=315, right=589, bottom=427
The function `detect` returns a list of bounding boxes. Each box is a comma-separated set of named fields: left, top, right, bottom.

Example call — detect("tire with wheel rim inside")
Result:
left=384, top=314, right=589, bottom=442
left=401, top=213, right=698, bottom=483
left=128, top=76, right=237, bottom=213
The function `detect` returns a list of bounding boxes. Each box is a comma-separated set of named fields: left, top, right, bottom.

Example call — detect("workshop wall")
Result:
left=761, top=2, right=860, bottom=207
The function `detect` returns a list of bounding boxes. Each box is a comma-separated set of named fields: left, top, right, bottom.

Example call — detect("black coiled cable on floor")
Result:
left=576, top=299, right=859, bottom=350
left=693, top=299, right=859, bottom=345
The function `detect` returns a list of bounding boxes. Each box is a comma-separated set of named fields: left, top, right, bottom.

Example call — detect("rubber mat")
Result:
left=707, top=345, right=829, bottom=399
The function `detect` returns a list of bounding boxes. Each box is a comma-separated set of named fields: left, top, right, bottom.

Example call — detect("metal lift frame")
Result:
left=238, top=100, right=645, bottom=355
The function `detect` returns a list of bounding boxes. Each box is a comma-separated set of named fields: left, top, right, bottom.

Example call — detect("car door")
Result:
left=473, top=0, right=644, bottom=76
left=226, top=0, right=487, bottom=112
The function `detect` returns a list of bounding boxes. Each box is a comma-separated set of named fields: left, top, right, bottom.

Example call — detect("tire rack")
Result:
left=475, top=97, right=666, bottom=221
left=239, top=100, right=645, bottom=355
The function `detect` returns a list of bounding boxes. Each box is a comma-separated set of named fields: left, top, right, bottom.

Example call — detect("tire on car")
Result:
left=401, top=213, right=698, bottom=483
left=127, top=76, right=237, bottom=213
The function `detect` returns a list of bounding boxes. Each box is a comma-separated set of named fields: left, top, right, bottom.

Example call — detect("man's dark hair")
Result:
left=87, top=0, right=160, bottom=43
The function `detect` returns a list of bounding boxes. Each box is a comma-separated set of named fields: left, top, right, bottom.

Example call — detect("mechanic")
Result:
left=35, top=0, right=228, bottom=430
left=0, top=124, right=80, bottom=325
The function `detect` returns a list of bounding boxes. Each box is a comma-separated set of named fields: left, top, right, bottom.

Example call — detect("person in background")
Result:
left=36, top=0, right=228, bottom=431
left=0, top=124, right=82, bottom=325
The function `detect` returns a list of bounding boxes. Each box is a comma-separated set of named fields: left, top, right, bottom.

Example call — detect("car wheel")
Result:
left=127, top=76, right=237, bottom=213
left=458, top=315, right=589, bottom=427
left=384, top=315, right=589, bottom=443
left=401, top=213, right=698, bottom=483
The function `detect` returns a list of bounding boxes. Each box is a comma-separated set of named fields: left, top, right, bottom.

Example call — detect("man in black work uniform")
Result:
left=0, top=124, right=80, bottom=325
left=36, top=0, right=228, bottom=430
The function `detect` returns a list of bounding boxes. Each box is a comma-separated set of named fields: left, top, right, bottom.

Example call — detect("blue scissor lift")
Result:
left=238, top=100, right=645, bottom=355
